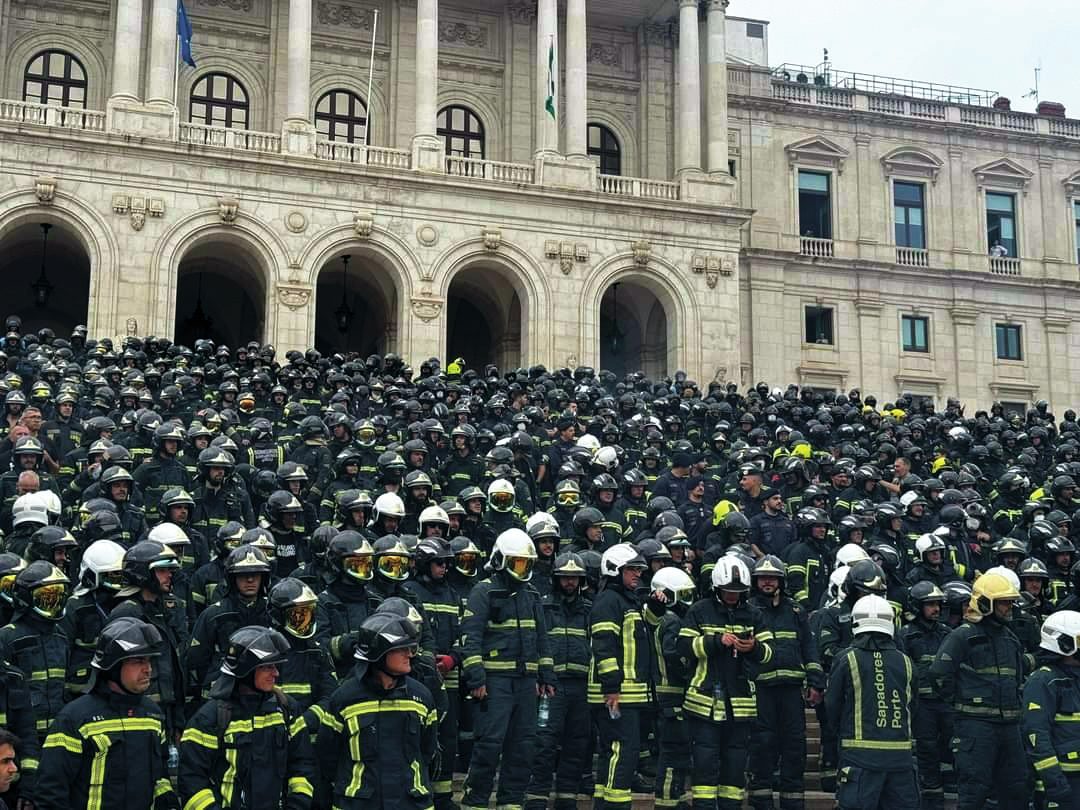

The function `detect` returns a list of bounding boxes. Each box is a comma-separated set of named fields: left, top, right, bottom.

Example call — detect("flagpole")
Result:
left=544, top=33, right=552, bottom=155
left=364, top=9, right=378, bottom=145
left=174, top=33, right=181, bottom=108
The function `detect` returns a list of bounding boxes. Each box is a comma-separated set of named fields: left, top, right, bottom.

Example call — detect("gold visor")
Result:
left=343, top=554, right=374, bottom=581
left=378, top=554, right=410, bottom=580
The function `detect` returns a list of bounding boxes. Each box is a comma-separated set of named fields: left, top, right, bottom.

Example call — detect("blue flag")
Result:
left=177, top=0, right=196, bottom=67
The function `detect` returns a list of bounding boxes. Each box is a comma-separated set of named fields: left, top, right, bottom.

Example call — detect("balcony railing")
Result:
left=800, top=236, right=834, bottom=258
left=316, top=140, right=411, bottom=169
left=180, top=122, right=281, bottom=154
left=598, top=174, right=680, bottom=201
left=445, top=155, right=535, bottom=184
left=896, top=246, right=929, bottom=267
left=989, top=255, right=1022, bottom=276
left=0, top=99, right=105, bottom=131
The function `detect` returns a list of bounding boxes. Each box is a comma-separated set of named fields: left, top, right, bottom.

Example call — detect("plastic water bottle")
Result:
left=537, top=695, right=551, bottom=728
left=168, top=743, right=179, bottom=771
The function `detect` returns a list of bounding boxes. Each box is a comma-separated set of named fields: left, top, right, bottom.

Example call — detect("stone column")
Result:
left=111, top=0, right=144, bottom=103
left=676, top=0, right=701, bottom=175
left=282, top=0, right=317, bottom=155
left=535, top=0, right=559, bottom=156
left=564, top=0, right=587, bottom=160
left=704, top=0, right=729, bottom=175
left=146, top=0, right=177, bottom=107
left=412, top=0, right=444, bottom=171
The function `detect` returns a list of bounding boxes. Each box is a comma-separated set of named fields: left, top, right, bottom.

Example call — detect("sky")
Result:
left=744, top=0, right=1075, bottom=113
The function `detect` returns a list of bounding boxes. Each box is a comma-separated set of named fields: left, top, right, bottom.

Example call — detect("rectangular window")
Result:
left=894, top=182, right=925, bottom=248
left=798, top=170, right=832, bottom=239
left=728, top=159, right=737, bottom=178
left=1074, top=201, right=1080, bottom=264
left=986, top=192, right=1017, bottom=257
left=995, top=323, right=1023, bottom=361
left=1001, top=401, right=1027, bottom=419
left=901, top=315, right=929, bottom=352
left=746, top=22, right=765, bottom=38
left=805, top=306, right=835, bottom=345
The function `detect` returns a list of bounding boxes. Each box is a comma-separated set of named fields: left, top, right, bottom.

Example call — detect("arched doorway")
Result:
left=600, top=280, right=669, bottom=379
left=174, top=241, right=266, bottom=348
left=0, top=220, right=90, bottom=335
left=446, top=263, right=522, bottom=371
left=314, top=252, right=398, bottom=356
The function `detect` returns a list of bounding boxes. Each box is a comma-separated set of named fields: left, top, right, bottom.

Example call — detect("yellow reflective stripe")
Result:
left=321, top=712, right=344, bottom=733
left=692, top=785, right=719, bottom=799
left=224, top=713, right=285, bottom=735
left=591, top=621, right=620, bottom=635
left=554, top=662, right=590, bottom=674
left=180, top=728, right=219, bottom=749
left=848, top=650, right=862, bottom=742
left=717, top=785, right=745, bottom=800
left=346, top=761, right=365, bottom=797
left=622, top=613, right=638, bottom=682
left=549, top=627, right=587, bottom=637
left=43, top=733, right=82, bottom=754
left=183, top=788, right=217, bottom=810
left=1055, top=714, right=1080, bottom=722
left=424, top=604, right=459, bottom=614
left=222, top=746, right=239, bottom=805
left=154, top=779, right=173, bottom=799
left=288, top=776, right=314, bottom=797
left=410, top=760, right=428, bottom=796
left=772, top=630, right=799, bottom=639
left=488, top=618, right=536, bottom=630
left=841, top=739, right=913, bottom=750
left=1034, top=755, right=1060, bottom=772
left=341, top=699, right=429, bottom=722
left=31, top=668, right=67, bottom=681
left=279, top=683, right=313, bottom=695
left=87, top=734, right=111, bottom=810
left=80, top=717, right=162, bottom=737
left=462, top=655, right=483, bottom=668
left=597, top=657, right=619, bottom=675
left=289, top=716, right=308, bottom=739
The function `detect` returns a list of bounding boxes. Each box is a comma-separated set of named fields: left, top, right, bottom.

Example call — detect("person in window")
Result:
left=990, top=240, right=1008, bottom=258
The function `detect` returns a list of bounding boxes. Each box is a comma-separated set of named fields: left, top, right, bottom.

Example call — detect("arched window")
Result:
left=437, top=105, right=484, bottom=159
left=588, top=124, right=621, bottom=175
left=23, top=50, right=87, bottom=108
left=315, top=90, right=369, bottom=143
left=189, top=72, right=249, bottom=129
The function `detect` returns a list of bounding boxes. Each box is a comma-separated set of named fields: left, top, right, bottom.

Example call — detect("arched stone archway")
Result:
left=0, top=219, right=90, bottom=335
left=599, top=281, right=669, bottom=379
left=314, top=250, right=400, bottom=357
left=174, top=239, right=267, bottom=347
left=445, top=263, right=522, bottom=371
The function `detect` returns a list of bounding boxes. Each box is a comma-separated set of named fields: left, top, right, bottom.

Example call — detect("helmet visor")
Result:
left=343, top=554, right=373, bottom=582
left=673, top=586, right=696, bottom=606
left=223, top=536, right=243, bottom=552
left=32, top=583, right=68, bottom=619
left=505, top=555, right=535, bottom=581
left=286, top=603, right=316, bottom=638
left=490, top=491, right=514, bottom=510
left=377, top=554, right=410, bottom=580
left=100, top=570, right=125, bottom=591
left=0, top=574, right=16, bottom=604
left=556, top=491, right=580, bottom=508
left=455, top=552, right=479, bottom=576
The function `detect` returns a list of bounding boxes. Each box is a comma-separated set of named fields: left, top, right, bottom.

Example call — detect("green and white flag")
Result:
left=545, top=37, right=556, bottom=120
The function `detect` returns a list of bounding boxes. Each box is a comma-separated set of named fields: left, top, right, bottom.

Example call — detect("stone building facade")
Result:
left=1, top=0, right=1079, bottom=412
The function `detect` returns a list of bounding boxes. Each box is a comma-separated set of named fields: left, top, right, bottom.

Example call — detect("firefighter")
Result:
left=460, top=528, right=554, bottom=810
left=404, top=537, right=462, bottom=810
left=678, top=556, right=772, bottom=810
left=316, top=612, right=439, bottom=808
left=36, top=616, right=178, bottom=810
left=187, top=545, right=273, bottom=699
left=748, top=554, right=823, bottom=810
left=314, top=531, right=375, bottom=677
left=132, top=422, right=191, bottom=524
left=526, top=552, right=593, bottom=810
left=1022, top=609, right=1080, bottom=810
left=589, top=544, right=655, bottom=810
left=824, top=594, right=918, bottom=810
left=930, top=569, right=1028, bottom=810
left=898, top=581, right=954, bottom=810
left=178, top=626, right=316, bottom=809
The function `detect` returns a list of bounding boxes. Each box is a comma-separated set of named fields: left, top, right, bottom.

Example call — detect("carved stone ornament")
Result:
left=508, top=3, right=537, bottom=24
left=286, top=211, right=308, bottom=234
left=411, top=298, right=443, bottom=322
left=354, top=212, right=374, bottom=239
left=317, top=2, right=375, bottom=30
left=130, top=211, right=146, bottom=232
left=692, top=253, right=723, bottom=288
left=643, top=24, right=671, bottom=47
left=720, top=255, right=736, bottom=276
left=417, top=225, right=439, bottom=247
left=277, top=283, right=312, bottom=311
left=35, top=177, right=56, bottom=204
left=632, top=239, right=651, bottom=266
left=544, top=240, right=559, bottom=259
left=482, top=227, right=502, bottom=252
left=559, top=243, right=574, bottom=275
left=440, top=21, right=487, bottom=48
left=218, top=197, right=239, bottom=224
left=588, top=42, right=621, bottom=68
left=195, top=0, right=253, bottom=9
left=112, top=194, right=130, bottom=214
